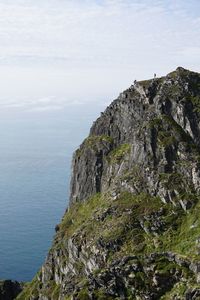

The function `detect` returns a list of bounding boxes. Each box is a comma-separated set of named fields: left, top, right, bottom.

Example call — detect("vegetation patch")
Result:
left=57, top=193, right=104, bottom=240
left=93, top=289, right=114, bottom=300
left=108, top=143, right=131, bottom=163
left=121, top=165, right=146, bottom=189
left=16, top=275, right=40, bottom=300
left=18, top=189, right=200, bottom=299
left=188, top=95, right=200, bottom=113
left=76, top=287, right=90, bottom=300
left=149, top=114, right=197, bottom=151
left=162, top=114, right=193, bottom=145
left=76, top=135, right=113, bottom=156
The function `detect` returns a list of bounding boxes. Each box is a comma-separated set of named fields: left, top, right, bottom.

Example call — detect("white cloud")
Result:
left=28, top=105, right=63, bottom=112
left=177, top=47, right=200, bottom=62
left=0, top=94, right=102, bottom=113
left=0, top=0, right=198, bottom=68
left=0, top=0, right=200, bottom=112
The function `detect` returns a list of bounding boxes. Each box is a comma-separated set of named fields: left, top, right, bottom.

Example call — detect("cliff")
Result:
left=17, top=67, right=200, bottom=299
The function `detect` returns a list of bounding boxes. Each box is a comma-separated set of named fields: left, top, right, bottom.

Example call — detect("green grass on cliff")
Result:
left=188, top=95, right=200, bottom=113
left=57, top=192, right=163, bottom=248
left=76, top=135, right=114, bottom=157
left=16, top=276, right=40, bottom=300
left=107, top=143, right=131, bottom=163
left=149, top=114, right=194, bottom=148
left=57, top=188, right=200, bottom=265
left=85, top=135, right=114, bottom=147
left=57, top=193, right=104, bottom=240
left=17, top=189, right=200, bottom=299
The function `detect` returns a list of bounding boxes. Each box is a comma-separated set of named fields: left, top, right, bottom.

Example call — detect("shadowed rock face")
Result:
left=0, top=280, right=22, bottom=300
left=17, top=68, right=200, bottom=299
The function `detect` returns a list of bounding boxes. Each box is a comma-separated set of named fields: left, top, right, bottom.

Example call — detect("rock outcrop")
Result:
left=17, top=67, right=200, bottom=299
left=0, top=280, right=23, bottom=300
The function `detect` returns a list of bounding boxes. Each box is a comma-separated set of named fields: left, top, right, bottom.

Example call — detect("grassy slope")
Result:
left=17, top=189, right=200, bottom=299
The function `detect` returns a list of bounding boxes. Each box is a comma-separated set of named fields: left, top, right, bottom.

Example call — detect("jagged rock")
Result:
left=0, top=280, right=23, bottom=300
left=185, top=289, right=200, bottom=300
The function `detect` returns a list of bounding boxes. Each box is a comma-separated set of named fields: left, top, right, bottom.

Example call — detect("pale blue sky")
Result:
left=0, top=0, right=200, bottom=112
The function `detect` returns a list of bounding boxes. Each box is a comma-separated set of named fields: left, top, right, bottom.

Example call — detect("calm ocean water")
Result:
left=0, top=104, right=104, bottom=282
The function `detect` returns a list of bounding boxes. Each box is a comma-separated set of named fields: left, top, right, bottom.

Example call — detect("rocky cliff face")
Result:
left=17, top=67, right=200, bottom=299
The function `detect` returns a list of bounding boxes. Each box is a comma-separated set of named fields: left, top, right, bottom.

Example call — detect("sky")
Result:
left=0, top=0, right=200, bottom=112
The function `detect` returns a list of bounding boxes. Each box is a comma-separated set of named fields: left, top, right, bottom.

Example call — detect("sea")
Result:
left=0, top=103, right=105, bottom=282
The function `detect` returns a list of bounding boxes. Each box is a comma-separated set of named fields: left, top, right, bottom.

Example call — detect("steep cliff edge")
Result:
left=18, top=67, right=200, bottom=299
